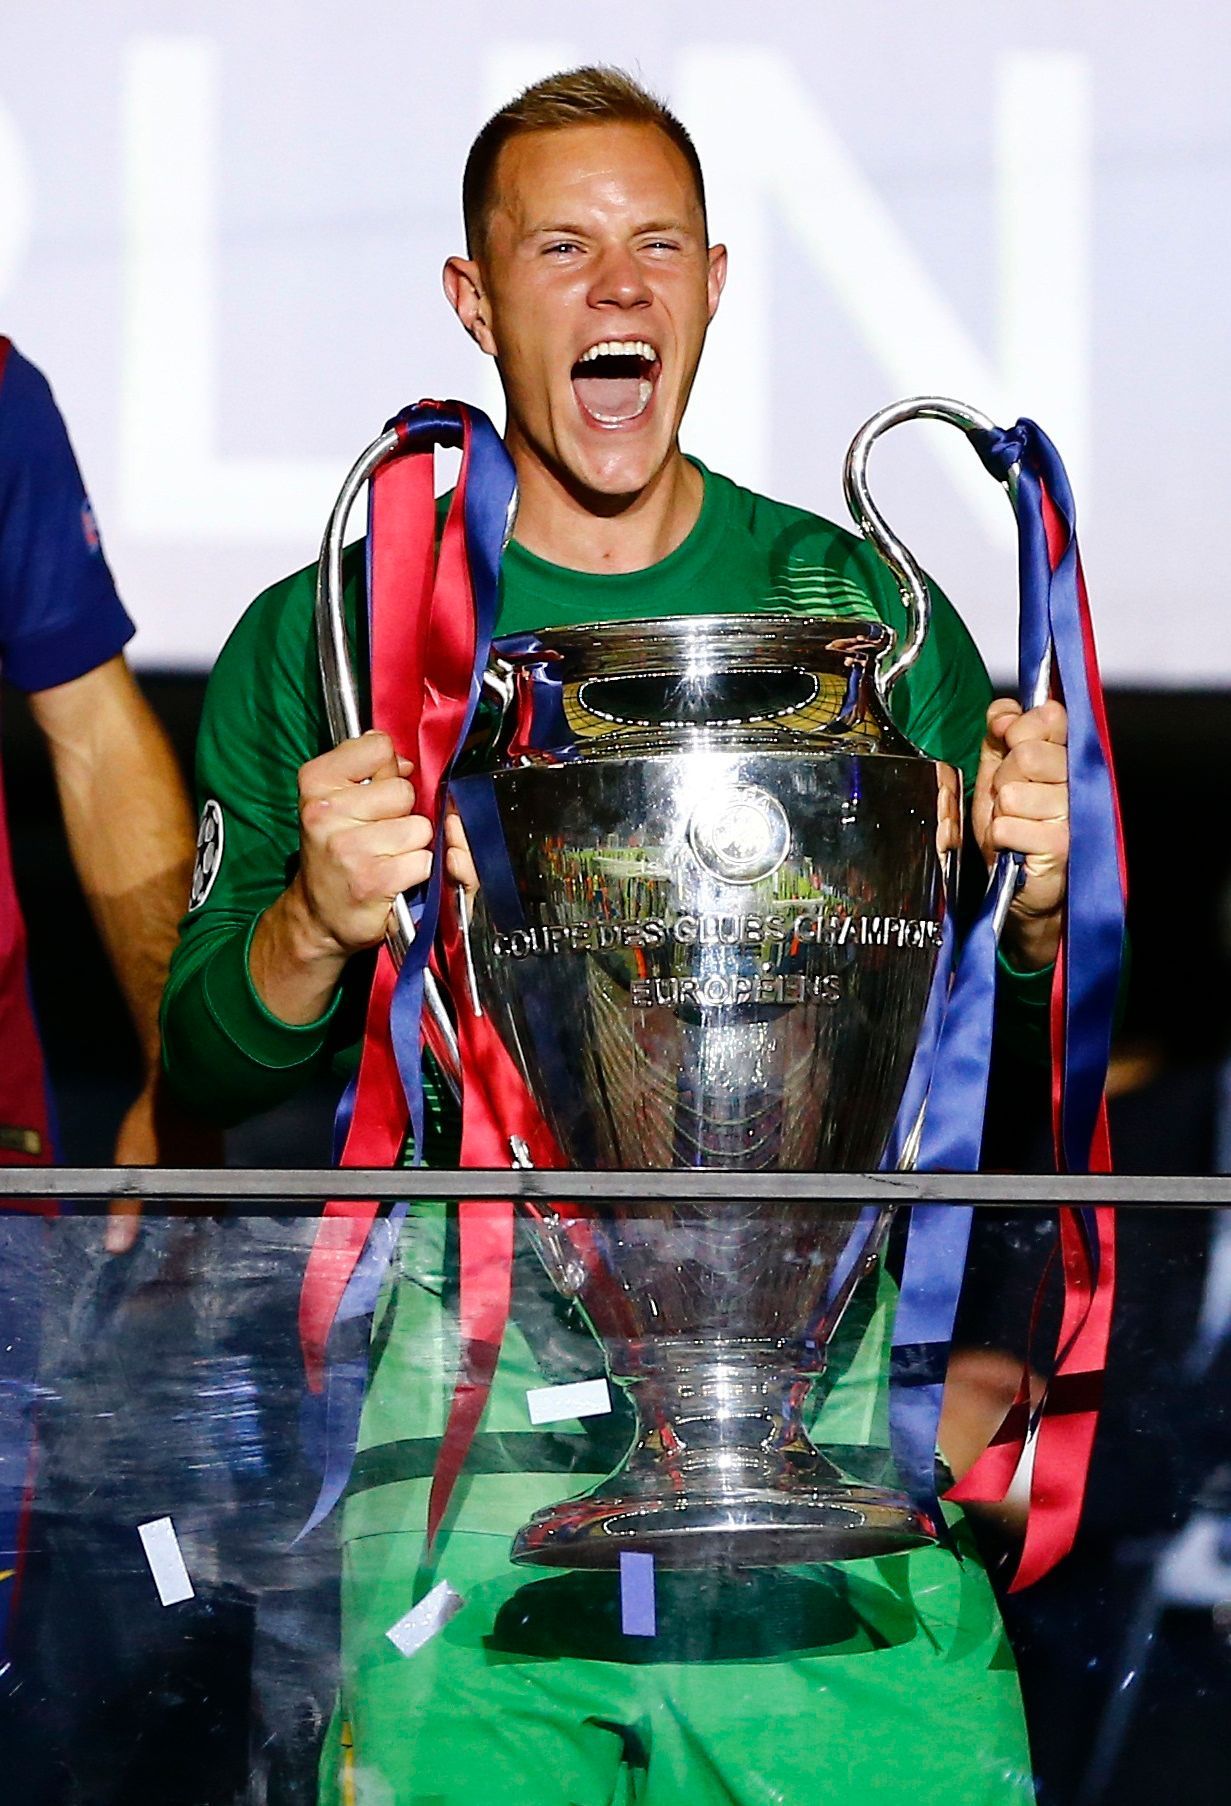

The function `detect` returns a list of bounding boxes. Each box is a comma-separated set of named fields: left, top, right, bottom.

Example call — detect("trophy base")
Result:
left=511, top=1462, right=936, bottom=1571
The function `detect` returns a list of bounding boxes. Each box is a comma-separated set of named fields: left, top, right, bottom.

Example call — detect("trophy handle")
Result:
left=313, top=427, right=469, bottom=1088
left=842, top=396, right=1022, bottom=697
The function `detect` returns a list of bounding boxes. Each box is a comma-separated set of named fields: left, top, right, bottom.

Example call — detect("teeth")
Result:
left=575, top=338, right=659, bottom=364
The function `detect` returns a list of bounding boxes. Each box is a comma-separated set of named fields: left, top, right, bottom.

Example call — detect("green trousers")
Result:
left=318, top=1209, right=1034, bottom=1806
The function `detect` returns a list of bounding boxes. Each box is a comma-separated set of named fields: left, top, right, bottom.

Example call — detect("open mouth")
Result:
left=570, top=338, right=661, bottom=426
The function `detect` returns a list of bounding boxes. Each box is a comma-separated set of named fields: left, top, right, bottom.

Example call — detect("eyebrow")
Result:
left=523, top=222, right=591, bottom=239
left=523, top=217, right=696, bottom=240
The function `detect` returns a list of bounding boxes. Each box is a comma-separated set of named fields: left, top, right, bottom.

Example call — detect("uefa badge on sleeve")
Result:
left=189, top=799, right=224, bottom=910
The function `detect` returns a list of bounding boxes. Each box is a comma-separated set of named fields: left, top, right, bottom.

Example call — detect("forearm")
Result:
left=248, top=874, right=350, bottom=1025
left=31, top=657, right=196, bottom=1069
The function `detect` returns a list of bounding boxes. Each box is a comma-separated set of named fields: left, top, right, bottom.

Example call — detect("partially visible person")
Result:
left=0, top=337, right=200, bottom=1180
left=0, top=336, right=203, bottom=1671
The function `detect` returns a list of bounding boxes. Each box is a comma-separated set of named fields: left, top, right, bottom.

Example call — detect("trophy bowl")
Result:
left=450, top=614, right=960, bottom=1569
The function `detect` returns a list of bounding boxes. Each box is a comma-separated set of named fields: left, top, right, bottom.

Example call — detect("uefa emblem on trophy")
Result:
left=315, top=398, right=1042, bottom=1570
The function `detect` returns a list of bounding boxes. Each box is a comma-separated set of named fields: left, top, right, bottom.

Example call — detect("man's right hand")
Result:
left=248, top=731, right=432, bottom=1025
left=296, top=731, right=431, bottom=957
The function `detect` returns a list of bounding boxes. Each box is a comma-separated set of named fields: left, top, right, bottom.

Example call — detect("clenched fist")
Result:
left=971, top=697, right=1069, bottom=971
left=248, top=730, right=477, bottom=1026
left=297, top=731, right=431, bottom=955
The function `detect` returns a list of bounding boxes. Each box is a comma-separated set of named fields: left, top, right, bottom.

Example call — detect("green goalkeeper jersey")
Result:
left=162, top=459, right=1043, bottom=1121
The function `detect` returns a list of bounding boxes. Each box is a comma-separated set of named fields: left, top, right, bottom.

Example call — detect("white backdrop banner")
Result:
left=2, top=2, right=1226, bottom=680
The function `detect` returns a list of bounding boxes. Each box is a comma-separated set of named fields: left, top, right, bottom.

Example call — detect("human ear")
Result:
left=706, top=244, right=728, bottom=322
left=443, top=257, right=497, bottom=356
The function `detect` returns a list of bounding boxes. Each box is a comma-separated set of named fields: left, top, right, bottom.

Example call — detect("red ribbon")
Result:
left=296, top=406, right=561, bottom=1549
left=425, top=903, right=565, bottom=1548
left=300, top=410, right=471, bottom=1393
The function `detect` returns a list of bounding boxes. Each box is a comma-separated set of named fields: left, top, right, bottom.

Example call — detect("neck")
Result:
left=506, top=439, right=703, bottom=574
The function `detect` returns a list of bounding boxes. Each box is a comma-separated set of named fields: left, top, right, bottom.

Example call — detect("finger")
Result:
left=992, top=739, right=1067, bottom=789
left=994, top=779, right=1068, bottom=822
left=300, top=731, right=401, bottom=797
left=975, top=701, right=1022, bottom=803
left=985, top=697, right=1023, bottom=746
left=988, top=815, right=1069, bottom=858
left=336, top=815, right=434, bottom=862
left=444, top=844, right=480, bottom=893
left=1002, top=699, right=1068, bottom=749
left=342, top=776, right=417, bottom=823
left=105, top=1200, right=142, bottom=1255
left=336, top=844, right=434, bottom=909
left=379, top=850, right=435, bottom=897
left=443, top=808, right=472, bottom=850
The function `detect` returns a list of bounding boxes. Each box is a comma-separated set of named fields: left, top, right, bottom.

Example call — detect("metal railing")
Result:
left=1, top=1169, right=1227, bottom=1206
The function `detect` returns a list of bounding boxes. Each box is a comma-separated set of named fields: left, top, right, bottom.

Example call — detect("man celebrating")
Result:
left=164, top=68, right=1066, bottom=1805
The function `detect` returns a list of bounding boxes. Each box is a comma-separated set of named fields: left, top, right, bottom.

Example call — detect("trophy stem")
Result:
left=511, top=1337, right=937, bottom=1570
left=619, top=1336, right=824, bottom=1468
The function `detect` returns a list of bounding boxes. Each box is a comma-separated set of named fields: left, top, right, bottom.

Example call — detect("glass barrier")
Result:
left=2, top=1173, right=1229, bottom=1806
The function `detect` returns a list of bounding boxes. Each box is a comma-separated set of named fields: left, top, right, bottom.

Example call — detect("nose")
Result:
left=587, top=242, right=652, bottom=310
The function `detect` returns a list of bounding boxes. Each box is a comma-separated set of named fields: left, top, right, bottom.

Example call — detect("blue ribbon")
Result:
left=448, top=775, right=526, bottom=935
left=296, top=1203, right=408, bottom=1541
left=973, top=421, right=1125, bottom=1169
left=885, top=418, right=1124, bottom=1541
left=494, top=637, right=575, bottom=759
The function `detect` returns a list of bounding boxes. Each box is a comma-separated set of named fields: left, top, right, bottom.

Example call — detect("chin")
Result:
left=567, top=436, right=672, bottom=503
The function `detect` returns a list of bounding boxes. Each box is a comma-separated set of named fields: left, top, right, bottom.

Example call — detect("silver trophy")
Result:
left=316, top=398, right=1015, bottom=1570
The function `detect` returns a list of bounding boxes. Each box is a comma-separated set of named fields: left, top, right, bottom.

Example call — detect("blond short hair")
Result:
left=462, top=65, right=708, bottom=254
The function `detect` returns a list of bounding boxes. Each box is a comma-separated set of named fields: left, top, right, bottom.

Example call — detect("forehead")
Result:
left=488, top=121, right=703, bottom=235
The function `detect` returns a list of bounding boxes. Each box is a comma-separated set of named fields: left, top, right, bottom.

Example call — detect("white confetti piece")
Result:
left=620, top=1550, right=657, bottom=1637
left=386, top=1580, right=464, bottom=1657
left=525, top=1376, right=612, bottom=1426
left=137, top=1517, right=194, bottom=1606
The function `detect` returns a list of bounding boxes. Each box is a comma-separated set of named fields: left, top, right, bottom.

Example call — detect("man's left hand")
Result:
left=971, top=697, right=1068, bottom=972
left=106, top=1073, right=224, bottom=1253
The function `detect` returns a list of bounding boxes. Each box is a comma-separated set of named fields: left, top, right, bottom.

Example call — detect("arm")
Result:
left=160, top=562, right=347, bottom=1124
left=29, top=654, right=197, bottom=1086
left=162, top=550, right=476, bottom=1120
left=0, top=342, right=216, bottom=1202
left=29, top=654, right=218, bottom=1249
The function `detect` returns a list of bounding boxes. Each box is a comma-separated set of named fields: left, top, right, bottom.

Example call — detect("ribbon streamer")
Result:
left=888, top=418, right=1125, bottom=1588
left=299, top=402, right=510, bottom=1306
left=298, top=403, right=555, bottom=1547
